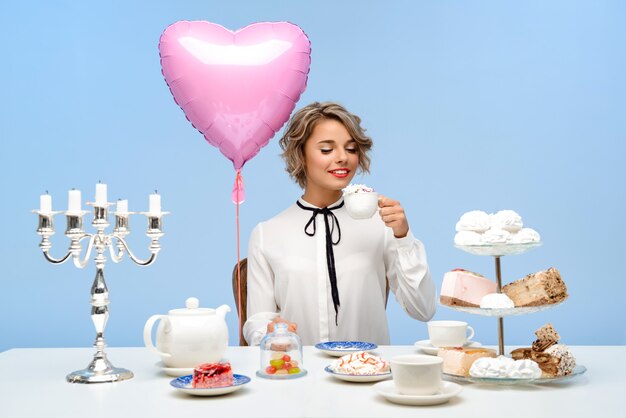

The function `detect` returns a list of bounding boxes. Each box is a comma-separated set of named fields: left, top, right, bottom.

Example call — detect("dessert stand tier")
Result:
left=450, top=242, right=543, bottom=356
left=444, top=300, right=566, bottom=317
left=454, top=242, right=541, bottom=257
left=444, top=365, right=587, bottom=385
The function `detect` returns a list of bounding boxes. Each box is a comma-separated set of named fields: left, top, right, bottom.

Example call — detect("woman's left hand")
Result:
left=378, top=195, right=410, bottom=238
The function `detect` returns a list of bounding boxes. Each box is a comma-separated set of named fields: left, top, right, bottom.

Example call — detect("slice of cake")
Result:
left=502, top=267, right=568, bottom=307
left=440, top=269, right=496, bottom=308
left=438, top=347, right=497, bottom=377
left=192, top=362, right=234, bottom=388
left=541, top=344, right=576, bottom=376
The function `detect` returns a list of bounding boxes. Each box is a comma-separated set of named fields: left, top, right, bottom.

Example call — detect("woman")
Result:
left=243, top=102, right=436, bottom=346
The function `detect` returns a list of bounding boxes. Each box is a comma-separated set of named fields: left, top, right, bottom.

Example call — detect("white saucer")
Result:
left=414, top=340, right=482, bottom=356
left=372, top=381, right=462, bottom=406
left=156, top=362, right=194, bottom=377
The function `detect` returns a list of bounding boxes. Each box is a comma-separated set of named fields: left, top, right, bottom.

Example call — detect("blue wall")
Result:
left=1, top=0, right=624, bottom=352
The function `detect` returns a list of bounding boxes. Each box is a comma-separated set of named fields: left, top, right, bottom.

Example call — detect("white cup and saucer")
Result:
left=373, top=354, right=462, bottom=406
left=415, top=320, right=481, bottom=355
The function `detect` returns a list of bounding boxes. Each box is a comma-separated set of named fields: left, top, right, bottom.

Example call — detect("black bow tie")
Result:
left=297, top=200, right=344, bottom=326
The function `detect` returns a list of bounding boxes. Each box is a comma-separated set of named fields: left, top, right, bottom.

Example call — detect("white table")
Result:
left=0, top=346, right=623, bottom=418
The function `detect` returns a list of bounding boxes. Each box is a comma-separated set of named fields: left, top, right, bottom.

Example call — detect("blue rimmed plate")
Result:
left=170, top=374, right=251, bottom=396
left=324, top=365, right=391, bottom=382
left=315, top=341, right=378, bottom=356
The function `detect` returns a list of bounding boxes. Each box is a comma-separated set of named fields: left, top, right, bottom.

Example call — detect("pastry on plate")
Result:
left=438, top=347, right=497, bottom=377
left=502, top=267, right=567, bottom=307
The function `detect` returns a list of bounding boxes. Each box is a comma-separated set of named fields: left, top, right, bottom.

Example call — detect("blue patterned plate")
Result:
left=170, top=374, right=251, bottom=396
left=315, top=341, right=378, bottom=356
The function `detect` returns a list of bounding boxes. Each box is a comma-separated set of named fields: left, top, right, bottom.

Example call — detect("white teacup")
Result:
left=391, top=354, right=443, bottom=396
left=427, top=320, right=475, bottom=348
left=344, top=192, right=379, bottom=219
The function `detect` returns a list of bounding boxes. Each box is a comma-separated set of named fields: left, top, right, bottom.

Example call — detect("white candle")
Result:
left=149, top=193, right=161, bottom=214
left=68, top=189, right=81, bottom=214
left=95, top=183, right=108, bottom=205
left=40, top=194, right=52, bottom=213
left=117, top=199, right=128, bottom=214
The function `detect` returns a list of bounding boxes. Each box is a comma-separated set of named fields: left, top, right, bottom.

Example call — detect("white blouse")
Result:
left=243, top=197, right=436, bottom=346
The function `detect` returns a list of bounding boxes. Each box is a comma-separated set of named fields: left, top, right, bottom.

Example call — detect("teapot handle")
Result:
left=143, top=314, right=172, bottom=358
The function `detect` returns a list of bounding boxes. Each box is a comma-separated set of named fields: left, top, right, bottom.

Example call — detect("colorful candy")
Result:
left=265, top=352, right=300, bottom=375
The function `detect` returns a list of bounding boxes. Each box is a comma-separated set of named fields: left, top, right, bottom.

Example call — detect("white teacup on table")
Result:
left=427, top=320, right=475, bottom=347
left=390, top=354, right=443, bottom=396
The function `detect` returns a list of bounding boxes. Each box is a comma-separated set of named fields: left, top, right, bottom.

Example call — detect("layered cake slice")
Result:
left=440, top=269, right=496, bottom=308
left=192, top=362, right=234, bottom=388
left=502, top=267, right=568, bottom=307
left=438, top=347, right=497, bottom=377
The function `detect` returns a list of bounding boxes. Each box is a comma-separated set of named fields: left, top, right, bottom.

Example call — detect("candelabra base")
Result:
left=66, top=352, right=133, bottom=384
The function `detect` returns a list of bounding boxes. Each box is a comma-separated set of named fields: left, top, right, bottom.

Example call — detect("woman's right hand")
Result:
left=267, top=317, right=297, bottom=333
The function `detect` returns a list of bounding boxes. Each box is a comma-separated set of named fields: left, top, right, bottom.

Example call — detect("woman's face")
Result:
left=303, top=118, right=359, bottom=194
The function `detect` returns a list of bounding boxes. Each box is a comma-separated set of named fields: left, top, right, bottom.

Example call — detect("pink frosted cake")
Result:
left=440, top=269, right=496, bottom=308
left=192, top=362, right=233, bottom=388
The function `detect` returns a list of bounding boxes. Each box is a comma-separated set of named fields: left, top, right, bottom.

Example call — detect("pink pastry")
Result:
left=440, top=269, right=496, bottom=308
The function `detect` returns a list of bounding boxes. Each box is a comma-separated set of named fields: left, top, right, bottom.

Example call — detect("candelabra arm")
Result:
left=43, top=250, right=72, bottom=264
left=40, top=232, right=90, bottom=265
left=72, top=234, right=96, bottom=269
left=113, top=236, right=158, bottom=266
left=107, top=239, right=124, bottom=264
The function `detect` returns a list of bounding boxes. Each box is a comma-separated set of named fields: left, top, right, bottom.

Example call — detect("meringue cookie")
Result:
left=469, top=356, right=542, bottom=379
left=454, top=230, right=483, bottom=246
left=481, top=228, right=510, bottom=244
left=455, top=210, right=490, bottom=232
left=480, top=293, right=514, bottom=309
left=509, top=228, right=541, bottom=244
left=490, top=210, right=523, bottom=233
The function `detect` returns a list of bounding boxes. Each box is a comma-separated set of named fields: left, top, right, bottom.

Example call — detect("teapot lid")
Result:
left=168, top=297, right=215, bottom=315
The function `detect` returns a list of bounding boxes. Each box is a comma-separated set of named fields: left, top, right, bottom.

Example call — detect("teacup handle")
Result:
left=466, top=326, right=475, bottom=342
left=143, top=314, right=171, bottom=358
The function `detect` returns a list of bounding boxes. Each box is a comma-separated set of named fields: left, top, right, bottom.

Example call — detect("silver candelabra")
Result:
left=34, top=186, right=167, bottom=383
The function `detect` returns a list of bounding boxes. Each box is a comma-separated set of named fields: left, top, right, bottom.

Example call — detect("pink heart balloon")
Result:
left=159, top=21, right=311, bottom=170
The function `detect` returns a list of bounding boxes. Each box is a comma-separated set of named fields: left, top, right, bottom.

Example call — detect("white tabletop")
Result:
left=0, top=345, right=624, bottom=418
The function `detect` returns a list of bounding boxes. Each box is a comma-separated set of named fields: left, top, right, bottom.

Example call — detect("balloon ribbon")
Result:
left=233, top=170, right=245, bottom=344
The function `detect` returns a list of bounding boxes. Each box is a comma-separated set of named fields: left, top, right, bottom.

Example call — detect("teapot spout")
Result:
left=216, top=304, right=231, bottom=319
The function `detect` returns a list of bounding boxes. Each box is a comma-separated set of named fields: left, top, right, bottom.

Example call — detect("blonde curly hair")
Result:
left=279, top=102, right=373, bottom=188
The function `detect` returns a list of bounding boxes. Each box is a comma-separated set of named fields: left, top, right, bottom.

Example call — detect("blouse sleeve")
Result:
left=243, top=223, right=279, bottom=345
left=384, top=229, right=437, bottom=321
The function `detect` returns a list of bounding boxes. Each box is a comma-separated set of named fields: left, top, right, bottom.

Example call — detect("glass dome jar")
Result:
left=256, top=322, right=307, bottom=379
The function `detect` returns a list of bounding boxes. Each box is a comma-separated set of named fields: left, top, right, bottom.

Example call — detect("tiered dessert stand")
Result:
left=442, top=242, right=586, bottom=384
left=449, top=242, right=549, bottom=356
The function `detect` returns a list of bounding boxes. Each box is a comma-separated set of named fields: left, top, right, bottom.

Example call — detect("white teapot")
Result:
left=143, top=297, right=230, bottom=368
